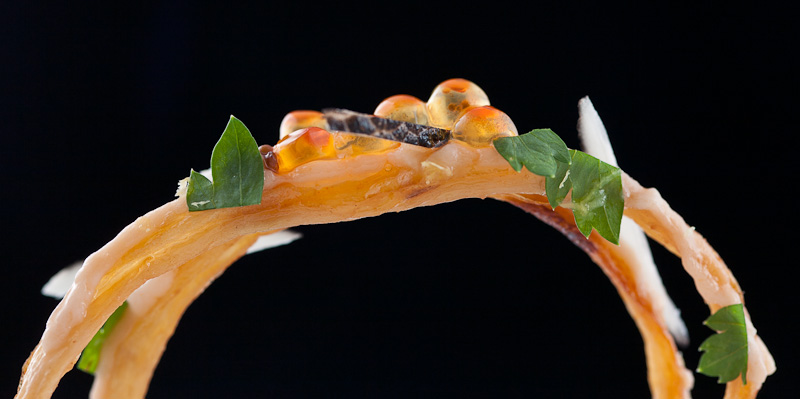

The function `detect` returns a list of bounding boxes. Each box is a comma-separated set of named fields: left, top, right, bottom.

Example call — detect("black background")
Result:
left=1, top=2, right=795, bottom=398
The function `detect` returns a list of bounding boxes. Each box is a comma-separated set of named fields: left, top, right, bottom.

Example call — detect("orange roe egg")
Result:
left=374, top=95, right=431, bottom=125
left=426, top=78, right=490, bottom=128
left=272, top=127, right=402, bottom=173
left=279, top=110, right=328, bottom=139
left=273, top=127, right=336, bottom=171
left=451, top=106, right=518, bottom=147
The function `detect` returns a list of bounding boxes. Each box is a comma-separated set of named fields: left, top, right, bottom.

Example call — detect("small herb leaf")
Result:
left=77, top=302, right=128, bottom=375
left=568, top=150, right=623, bottom=244
left=493, top=129, right=571, bottom=177
left=494, top=130, right=624, bottom=244
left=211, top=116, right=264, bottom=208
left=544, top=152, right=572, bottom=209
left=697, top=304, right=749, bottom=385
left=186, top=116, right=264, bottom=211
left=187, top=170, right=215, bottom=211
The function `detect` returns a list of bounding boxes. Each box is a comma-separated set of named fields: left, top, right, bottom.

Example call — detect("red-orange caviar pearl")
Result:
left=426, top=78, right=490, bottom=129
left=279, top=110, right=328, bottom=139
left=273, top=127, right=337, bottom=172
left=374, top=94, right=431, bottom=125
left=451, top=106, right=517, bottom=147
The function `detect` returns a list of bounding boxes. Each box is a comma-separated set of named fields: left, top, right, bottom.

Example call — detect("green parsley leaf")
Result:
left=697, top=304, right=749, bottom=384
left=187, top=116, right=264, bottom=211
left=187, top=170, right=215, bottom=211
left=77, top=301, right=128, bottom=375
left=492, top=128, right=571, bottom=177
left=568, top=150, right=623, bottom=244
left=494, top=131, right=623, bottom=244
left=544, top=152, right=572, bottom=209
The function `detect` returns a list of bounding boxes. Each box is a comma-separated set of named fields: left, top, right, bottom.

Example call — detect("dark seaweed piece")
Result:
left=323, top=108, right=450, bottom=148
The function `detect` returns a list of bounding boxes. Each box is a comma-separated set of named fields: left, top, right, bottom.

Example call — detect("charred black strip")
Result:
left=323, top=108, right=450, bottom=148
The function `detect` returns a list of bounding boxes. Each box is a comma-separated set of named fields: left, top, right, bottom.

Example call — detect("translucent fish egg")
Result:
left=374, top=95, right=431, bottom=125
left=273, top=127, right=337, bottom=171
left=272, top=127, right=402, bottom=173
left=426, top=78, right=490, bottom=128
left=451, top=106, right=518, bottom=147
left=279, top=111, right=328, bottom=139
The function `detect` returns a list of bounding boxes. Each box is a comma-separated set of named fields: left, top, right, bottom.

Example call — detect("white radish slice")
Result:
left=577, top=96, right=689, bottom=346
left=40, top=230, right=302, bottom=300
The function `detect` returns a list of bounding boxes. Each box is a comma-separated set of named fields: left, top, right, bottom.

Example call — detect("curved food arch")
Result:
left=16, top=80, right=774, bottom=399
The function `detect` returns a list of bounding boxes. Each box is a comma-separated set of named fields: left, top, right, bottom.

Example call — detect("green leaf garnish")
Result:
left=492, top=129, right=571, bottom=177
left=187, top=116, right=264, bottom=211
left=568, top=150, right=623, bottom=244
left=77, top=301, right=128, bottom=375
left=544, top=151, right=572, bottom=209
left=494, top=130, right=623, bottom=244
left=187, top=169, right=215, bottom=211
left=697, top=304, right=749, bottom=385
